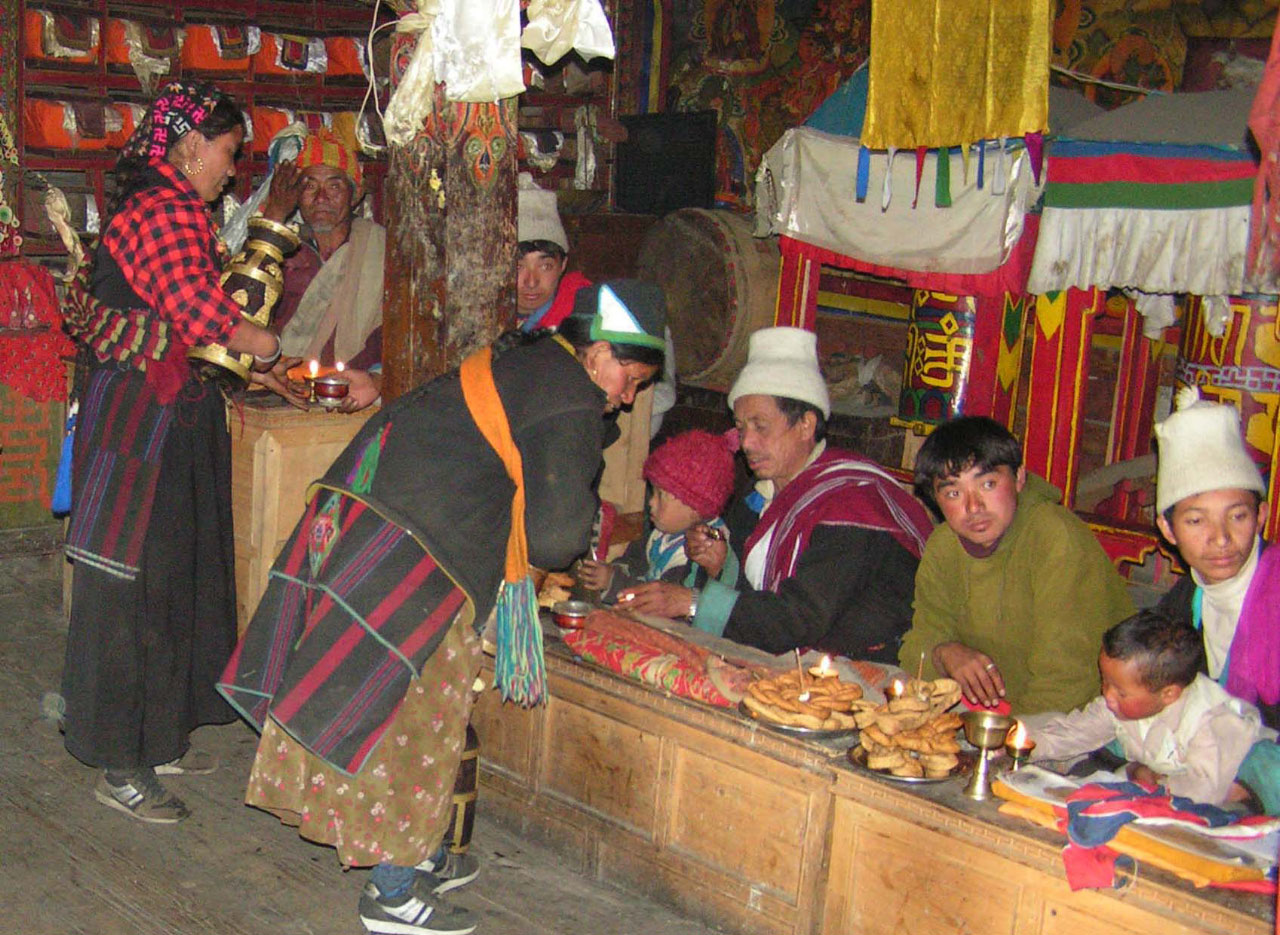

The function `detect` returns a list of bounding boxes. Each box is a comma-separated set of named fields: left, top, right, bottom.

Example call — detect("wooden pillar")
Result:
left=382, top=36, right=518, bottom=400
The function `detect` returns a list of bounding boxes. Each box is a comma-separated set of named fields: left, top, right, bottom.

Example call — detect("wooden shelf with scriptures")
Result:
left=16, top=0, right=393, bottom=269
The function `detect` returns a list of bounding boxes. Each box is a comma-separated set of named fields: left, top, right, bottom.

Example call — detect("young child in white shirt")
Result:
left=1023, top=608, right=1274, bottom=806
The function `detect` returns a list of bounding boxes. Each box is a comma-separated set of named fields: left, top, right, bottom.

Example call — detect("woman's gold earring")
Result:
left=184, top=156, right=204, bottom=176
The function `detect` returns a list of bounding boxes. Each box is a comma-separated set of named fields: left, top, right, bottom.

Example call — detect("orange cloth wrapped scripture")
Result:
left=181, top=26, right=250, bottom=73
left=23, top=10, right=99, bottom=63
left=324, top=36, right=364, bottom=77
left=21, top=99, right=138, bottom=151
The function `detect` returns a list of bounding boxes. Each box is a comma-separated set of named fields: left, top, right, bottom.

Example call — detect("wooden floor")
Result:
left=0, top=552, right=721, bottom=935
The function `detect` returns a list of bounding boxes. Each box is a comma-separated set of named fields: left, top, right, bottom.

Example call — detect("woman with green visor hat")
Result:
left=219, top=280, right=666, bottom=935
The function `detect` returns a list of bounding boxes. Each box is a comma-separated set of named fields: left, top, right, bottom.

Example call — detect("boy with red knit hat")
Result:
left=580, top=430, right=739, bottom=610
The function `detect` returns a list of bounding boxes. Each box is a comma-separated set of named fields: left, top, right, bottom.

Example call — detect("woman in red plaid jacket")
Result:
left=60, top=81, right=285, bottom=824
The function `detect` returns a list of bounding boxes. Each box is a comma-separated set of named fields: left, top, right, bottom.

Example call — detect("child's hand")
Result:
left=686, top=524, right=727, bottom=578
left=1125, top=762, right=1164, bottom=789
left=577, top=559, right=614, bottom=592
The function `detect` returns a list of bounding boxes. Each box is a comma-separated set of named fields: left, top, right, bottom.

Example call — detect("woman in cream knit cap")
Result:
left=1153, top=386, right=1279, bottom=814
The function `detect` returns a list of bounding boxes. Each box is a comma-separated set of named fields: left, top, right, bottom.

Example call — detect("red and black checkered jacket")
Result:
left=86, top=158, right=243, bottom=356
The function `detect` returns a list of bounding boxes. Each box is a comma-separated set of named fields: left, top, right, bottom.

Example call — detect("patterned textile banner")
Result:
left=862, top=0, right=1050, bottom=150
left=1, top=0, right=21, bottom=257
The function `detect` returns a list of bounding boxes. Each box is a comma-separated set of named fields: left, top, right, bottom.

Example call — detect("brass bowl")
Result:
left=961, top=710, right=1015, bottom=750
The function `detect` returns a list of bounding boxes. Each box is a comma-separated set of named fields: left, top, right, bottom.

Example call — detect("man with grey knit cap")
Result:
left=619, top=327, right=934, bottom=662
left=1152, top=386, right=1280, bottom=814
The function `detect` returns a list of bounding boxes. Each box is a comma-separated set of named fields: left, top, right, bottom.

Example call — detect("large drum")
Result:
left=636, top=208, right=780, bottom=392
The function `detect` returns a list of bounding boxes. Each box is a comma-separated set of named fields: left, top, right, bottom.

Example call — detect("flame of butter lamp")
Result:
left=1004, top=719, right=1035, bottom=770
left=809, top=654, right=837, bottom=679
left=888, top=678, right=905, bottom=700
left=961, top=710, right=1015, bottom=800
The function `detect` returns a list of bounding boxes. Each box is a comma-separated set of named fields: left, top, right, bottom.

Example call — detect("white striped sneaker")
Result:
left=155, top=749, right=218, bottom=775
left=94, top=769, right=190, bottom=824
left=358, top=878, right=477, bottom=935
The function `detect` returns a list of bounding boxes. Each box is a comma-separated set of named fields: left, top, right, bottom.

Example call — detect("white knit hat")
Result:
left=727, top=327, right=830, bottom=418
left=517, top=172, right=568, bottom=252
left=1154, top=386, right=1266, bottom=513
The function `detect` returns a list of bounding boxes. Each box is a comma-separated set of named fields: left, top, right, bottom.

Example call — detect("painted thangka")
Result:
left=1052, top=0, right=1189, bottom=108
left=615, top=0, right=869, bottom=209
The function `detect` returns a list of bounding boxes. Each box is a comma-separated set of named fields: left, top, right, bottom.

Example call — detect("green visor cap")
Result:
left=574, top=280, right=667, bottom=351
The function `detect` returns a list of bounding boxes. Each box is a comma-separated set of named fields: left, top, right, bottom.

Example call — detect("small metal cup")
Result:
left=312, top=374, right=350, bottom=408
left=551, top=599, right=591, bottom=629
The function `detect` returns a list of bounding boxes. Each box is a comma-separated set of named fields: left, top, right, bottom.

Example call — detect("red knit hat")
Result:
left=643, top=430, right=737, bottom=520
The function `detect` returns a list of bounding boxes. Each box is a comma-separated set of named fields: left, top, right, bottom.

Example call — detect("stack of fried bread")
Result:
left=851, top=678, right=964, bottom=778
left=742, top=670, right=863, bottom=731
left=536, top=572, right=574, bottom=609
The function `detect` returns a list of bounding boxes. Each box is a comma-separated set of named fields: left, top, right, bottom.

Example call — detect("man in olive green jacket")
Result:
left=898, top=417, right=1133, bottom=715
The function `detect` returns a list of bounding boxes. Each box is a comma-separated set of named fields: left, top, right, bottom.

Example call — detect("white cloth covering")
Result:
left=754, top=126, right=1043, bottom=275
left=1027, top=204, right=1268, bottom=337
left=384, top=0, right=614, bottom=146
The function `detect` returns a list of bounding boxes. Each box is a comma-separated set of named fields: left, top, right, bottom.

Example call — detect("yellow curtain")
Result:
left=861, top=0, right=1051, bottom=150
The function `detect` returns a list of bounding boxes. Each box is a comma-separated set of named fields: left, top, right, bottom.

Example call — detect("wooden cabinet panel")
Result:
left=825, top=794, right=1266, bottom=935
left=1040, top=902, right=1150, bottom=935
left=1038, top=891, right=1246, bottom=935
left=478, top=657, right=1272, bottom=935
left=668, top=747, right=811, bottom=901
left=541, top=698, right=662, bottom=837
left=844, top=817, right=1022, bottom=935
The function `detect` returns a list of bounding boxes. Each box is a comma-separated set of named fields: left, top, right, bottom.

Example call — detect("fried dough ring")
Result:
left=865, top=749, right=905, bottom=770
left=919, top=752, right=959, bottom=773
left=890, top=758, right=924, bottom=778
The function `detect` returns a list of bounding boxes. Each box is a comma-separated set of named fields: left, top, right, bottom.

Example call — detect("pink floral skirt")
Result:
left=245, top=613, right=482, bottom=869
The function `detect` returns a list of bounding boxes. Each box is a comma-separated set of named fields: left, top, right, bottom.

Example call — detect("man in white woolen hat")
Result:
left=1152, top=386, right=1280, bottom=814
left=620, top=326, right=934, bottom=662
left=516, top=173, right=590, bottom=332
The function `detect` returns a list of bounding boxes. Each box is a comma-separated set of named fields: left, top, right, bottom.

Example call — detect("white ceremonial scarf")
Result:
left=1193, top=537, right=1261, bottom=679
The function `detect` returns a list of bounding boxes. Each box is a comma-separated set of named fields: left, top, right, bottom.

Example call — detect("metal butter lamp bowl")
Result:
left=961, top=710, right=1015, bottom=800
